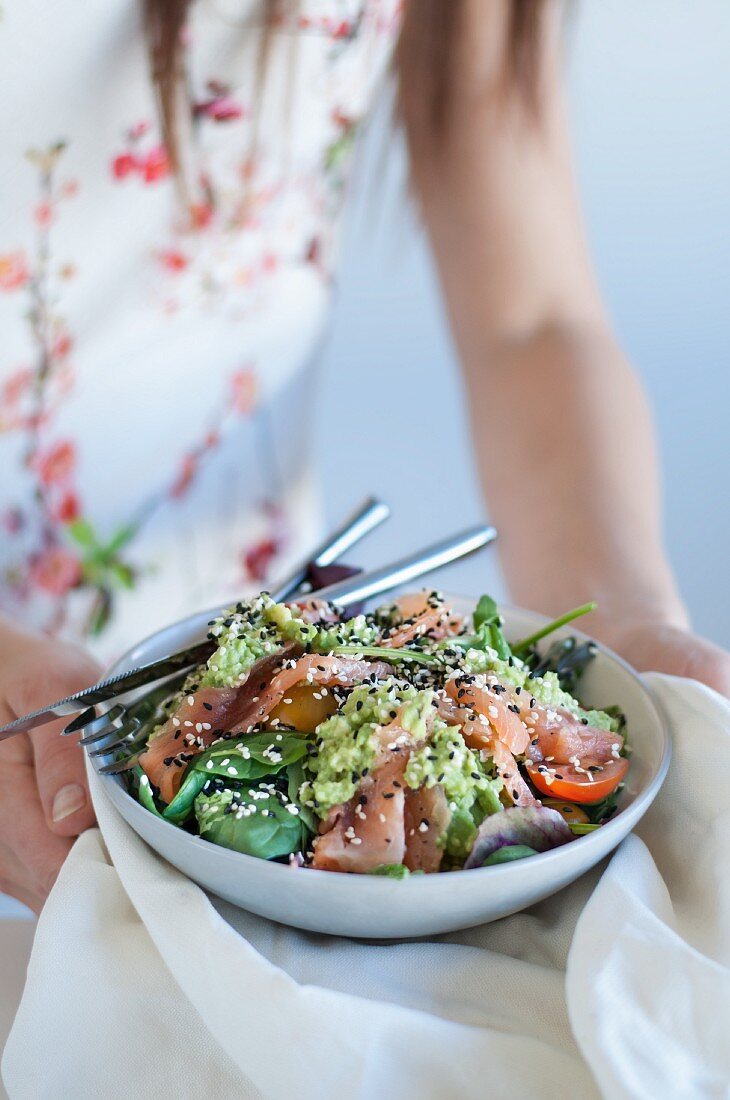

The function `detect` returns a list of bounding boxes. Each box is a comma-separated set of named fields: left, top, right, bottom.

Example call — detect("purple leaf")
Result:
left=464, top=806, right=573, bottom=870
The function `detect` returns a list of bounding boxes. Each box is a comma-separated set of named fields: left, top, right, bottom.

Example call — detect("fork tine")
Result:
left=86, top=718, right=142, bottom=758
left=75, top=704, right=128, bottom=746
left=63, top=706, right=98, bottom=736
left=98, top=753, right=143, bottom=776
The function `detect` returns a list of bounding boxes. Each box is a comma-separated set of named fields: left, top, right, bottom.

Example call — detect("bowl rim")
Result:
left=95, top=596, right=671, bottom=886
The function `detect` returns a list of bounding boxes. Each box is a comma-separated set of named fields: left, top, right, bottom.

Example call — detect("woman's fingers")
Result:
left=4, top=648, right=102, bottom=838
left=0, top=734, right=73, bottom=903
left=29, top=723, right=96, bottom=837
left=0, top=626, right=102, bottom=909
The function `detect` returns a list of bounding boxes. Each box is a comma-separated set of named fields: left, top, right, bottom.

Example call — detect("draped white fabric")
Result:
left=3, top=674, right=729, bottom=1100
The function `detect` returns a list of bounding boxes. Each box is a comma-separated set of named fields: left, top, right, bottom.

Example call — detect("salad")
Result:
left=125, top=590, right=628, bottom=875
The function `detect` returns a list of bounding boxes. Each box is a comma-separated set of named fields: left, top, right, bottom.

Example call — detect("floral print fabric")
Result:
left=0, top=0, right=401, bottom=660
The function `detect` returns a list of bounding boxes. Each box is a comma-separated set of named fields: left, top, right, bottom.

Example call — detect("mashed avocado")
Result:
left=405, top=721, right=491, bottom=804
left=202, top=596, right=379, bottom=689
left=202, top=595, right=314, bottom=688
left=405, top=722, right=504, bottom=860
left=461, top=647, right=618, bottom=731
left=301, top=681, right=433, bottom=816
left=312, top=613, right=379, bottom=653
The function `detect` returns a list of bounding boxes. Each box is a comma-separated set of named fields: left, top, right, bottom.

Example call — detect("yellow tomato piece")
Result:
left=541, top=798, right=590, bottom=825
left=266, top=683, right=338, bottom=733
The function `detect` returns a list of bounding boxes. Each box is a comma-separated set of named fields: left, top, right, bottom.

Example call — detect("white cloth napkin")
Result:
left=2, top=674, right=729, bottom=1100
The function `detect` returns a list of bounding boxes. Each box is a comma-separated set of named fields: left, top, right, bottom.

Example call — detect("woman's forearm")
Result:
left=462, top=322, right=688, bottom=630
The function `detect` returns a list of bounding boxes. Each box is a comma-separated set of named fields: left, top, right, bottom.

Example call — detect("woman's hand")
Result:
left=0, top=617, right=101, bottom=913
left=592, top=616, right=730, bottom=699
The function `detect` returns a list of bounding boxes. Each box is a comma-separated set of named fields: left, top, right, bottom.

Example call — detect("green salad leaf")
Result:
left=191, top=731, right=309, bottom=782
left=286, top=758, right=319, bottom=834
left=482, top=844, right=538, bottom=865
left=161, top=770, right=209, bottom=825
left=368, top=864, right=421, bottom=879
left=195, top=784, right=309, bottom=859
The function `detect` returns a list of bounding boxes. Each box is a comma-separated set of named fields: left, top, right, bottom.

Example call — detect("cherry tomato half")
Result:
left=526, top=757, right=628, bottom=804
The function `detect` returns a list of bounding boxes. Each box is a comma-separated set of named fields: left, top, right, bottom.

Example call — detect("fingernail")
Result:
left=52, top=783, right=87, bottom=822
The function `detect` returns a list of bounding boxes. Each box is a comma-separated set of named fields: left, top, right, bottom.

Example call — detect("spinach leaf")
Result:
left=161, top=769, right=209, bottom=825
left=194, top=785, right=307, bottom=859
left=131, top=762, right=203, bottom=826
left=132, top=766, right=163, bottom=817
left=192, top=731, right=309, bottom=783
left=482, top=844, right=537, bottom=865
left=286, top=758, right=318, bottom=834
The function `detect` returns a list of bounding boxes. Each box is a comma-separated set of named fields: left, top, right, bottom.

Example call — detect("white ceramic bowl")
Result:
left=93, top=597, right=670, bottom=939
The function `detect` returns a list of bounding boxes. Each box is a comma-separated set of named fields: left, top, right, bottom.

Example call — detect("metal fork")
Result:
left=69, top=496, right=390, bottom=768
left=90, top=522, right=497, bottom=776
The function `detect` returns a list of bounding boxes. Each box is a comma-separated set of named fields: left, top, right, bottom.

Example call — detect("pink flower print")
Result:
left=332, top=108, right=354, bottom=131
left=51, top=491, right=81, bottom=525
left=189, top=202, right=214, bottom=230
left=29, top=547, right=81, bottom=596
left=261, top=252, right=278, bottom=275
left=1, top=507, right=24, bottom=535
left=32, top=440, right=76, bottom=486
left=243, top=537, right=279, bottom=584
left=2, top=368, right=34, bottom=408
left=34, top=202, right=54, bottom=228
left=158, top=249, right=189, bottom=273
left=51, top=330, right=73, bottom=360
left=193, top=81, right=245, bottom=123
left=61, top=179, right=80, bottom=199
left=128, top=120, right=151, bottom=141
left=231, top=368, right=257, bottom=416
left=112, top=152, right=139, bottom=180
left=0, top=251, right=30, bottom=292
left=170, top=453, right=198, bottom=499
left=111, top=127, right=170, bottom=184
left=142, top=145, right=171, bottom=183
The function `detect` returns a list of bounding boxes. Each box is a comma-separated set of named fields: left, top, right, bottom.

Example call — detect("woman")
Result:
left=0, top=0, right=727, bottom=915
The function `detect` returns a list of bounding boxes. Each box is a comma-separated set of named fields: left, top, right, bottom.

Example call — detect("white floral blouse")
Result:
left=0, top=0, right=401, bottom=660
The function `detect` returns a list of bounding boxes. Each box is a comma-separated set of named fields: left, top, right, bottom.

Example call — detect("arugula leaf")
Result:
left=328, top=644, right=438, bottom=667
left=474, top=594, right=499, bottom=632
left=528, top=636, right=598, bottom=693
left=512, top=602, right=597, bottom=656
left=448, top=594, right=511, bottom=660
left=195, top=785, right=307, bottom=859
left=192, top=731, right=309, bottom=782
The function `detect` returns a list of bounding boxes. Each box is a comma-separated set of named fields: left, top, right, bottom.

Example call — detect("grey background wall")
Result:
left=315, top=0, right=730, bottom=647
